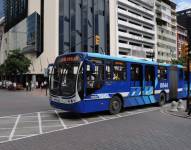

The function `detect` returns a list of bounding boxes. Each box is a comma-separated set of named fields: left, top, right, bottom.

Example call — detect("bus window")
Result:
left=179, top=69, right=183, bottom=80
left=184, top=71, right=188, bottom=81
left=113, top=61, right=126, bottom=80
left=158, top=66, right=167, bottom=80
left=131, top=64, right=142, bottom=86
left=86, top=59, right=104, bottom=95
left=145, top=65, right=155, bottom=82
left=106, top=64, right=112, bottom=80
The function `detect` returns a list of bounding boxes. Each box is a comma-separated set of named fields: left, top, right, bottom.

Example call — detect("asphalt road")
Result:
left=0, top=89, right=191, bottom=150
left=0, top=89, right=51, bottom=116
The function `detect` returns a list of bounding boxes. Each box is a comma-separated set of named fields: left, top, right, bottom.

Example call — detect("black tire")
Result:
left=109, top=96, right=122, bottom=115
left=158, top=92, right=166, bottom=106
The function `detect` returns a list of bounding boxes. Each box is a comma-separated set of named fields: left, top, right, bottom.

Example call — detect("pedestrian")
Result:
left=188, top=100, right=191, bottom=116
left=31, top=81, right=34, bottom=91
left=44, top=81, right=47, bottom=88
left=29, top=81, right=31, bottom=91
left=26, top=81, right=29, bottom=91
left=36, top=81, right=39, bottom=89
left=41, top=82, right=44, bottom=90
left=13, top=82, right=16, bottom=90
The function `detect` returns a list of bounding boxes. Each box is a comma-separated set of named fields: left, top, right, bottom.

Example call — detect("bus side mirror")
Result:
left=85, top=59, right=95, bottom=73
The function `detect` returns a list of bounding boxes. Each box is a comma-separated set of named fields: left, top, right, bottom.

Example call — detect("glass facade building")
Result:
left=59, top=0, right=109, bottom=55
left=4, top=0, right=28, bottom=32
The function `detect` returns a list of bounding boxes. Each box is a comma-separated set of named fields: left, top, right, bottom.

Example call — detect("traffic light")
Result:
left=95, top=35, right=100, bottom=45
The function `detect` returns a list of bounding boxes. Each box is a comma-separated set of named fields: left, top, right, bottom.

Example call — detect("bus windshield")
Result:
left=50, top=61, right=80, bottom=97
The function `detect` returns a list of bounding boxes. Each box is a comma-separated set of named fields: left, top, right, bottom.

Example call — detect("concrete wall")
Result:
left=27, top=0, right=59, bottom=75
left=28, top=0, right=41, bottom=15
left=109, top=0, right=119, bottom=56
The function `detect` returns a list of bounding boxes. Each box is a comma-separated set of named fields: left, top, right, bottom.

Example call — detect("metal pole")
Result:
left=187, top=30, right=190, bottom=111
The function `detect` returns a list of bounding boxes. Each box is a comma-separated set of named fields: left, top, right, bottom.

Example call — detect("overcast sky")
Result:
left=0, top=0, right=190, bottom=18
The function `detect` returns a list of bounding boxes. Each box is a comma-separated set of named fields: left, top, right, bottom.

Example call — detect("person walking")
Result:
left=26, top=81, right=29, bottom=91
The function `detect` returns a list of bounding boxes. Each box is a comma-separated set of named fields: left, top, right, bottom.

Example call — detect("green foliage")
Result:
left=171, top=57, right=186, bottom=66
left=2, top=49, right=31, bottom=76
left=0, top=64, right=5, bottom=75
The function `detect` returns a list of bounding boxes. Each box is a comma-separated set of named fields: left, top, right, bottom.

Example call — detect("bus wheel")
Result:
left=109, top=96, right=122, bottom=115
left=158, top=92, right=166, bottom=106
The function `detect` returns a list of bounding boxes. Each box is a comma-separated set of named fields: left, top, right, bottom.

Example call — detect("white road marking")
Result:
left=81, top=118, right=89, bottom=124
left=8, top=115, right=21, bottom=141
left=37, top=113, right=43, bottom=134
left=54, top=110, right=67, bottom=129
left=0, top=107, right=160, bottom=144
left=116, top=114, right=122, bottom=117
left=99, top=116, right=107, bottom=120
left=0, top=109, right=55, bottom=119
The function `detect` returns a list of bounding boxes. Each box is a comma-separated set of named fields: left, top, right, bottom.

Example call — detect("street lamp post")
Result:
left=186, top=30, right=191, bottom=111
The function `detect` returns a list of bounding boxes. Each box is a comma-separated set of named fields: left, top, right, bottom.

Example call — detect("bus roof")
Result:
left=59, top=52, right=184, bottom=68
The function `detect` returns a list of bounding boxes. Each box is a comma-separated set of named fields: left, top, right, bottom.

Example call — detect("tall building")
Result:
left=155, top=0, right=177, bottom=63
left=4, top=0, right=28, bottom=32
left=0, top=0, right=110, bottom=83
left=0, top=17, right=5, bottom=50
left=59, top=0, right=109, bottom=55
left=110, top=0, right=156, bottom=59
left=177, top=9, right=191, bottom=50
left=1, top=0, right=58, bottom=83
left=177, top=24, right=188, bottom=58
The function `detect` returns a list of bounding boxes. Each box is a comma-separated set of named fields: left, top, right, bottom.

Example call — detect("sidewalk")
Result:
left=163, top=101, right=191, bottom=119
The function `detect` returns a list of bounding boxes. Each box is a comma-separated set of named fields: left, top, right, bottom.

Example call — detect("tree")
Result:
left=0, top=64, right=5, bottom=80
left=3, top=49, right=31, bottom=81
left=171, top=57, right=186, bottom=66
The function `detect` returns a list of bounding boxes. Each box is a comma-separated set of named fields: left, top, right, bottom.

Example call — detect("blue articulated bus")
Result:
left=49, top=52, right=190, bottom=114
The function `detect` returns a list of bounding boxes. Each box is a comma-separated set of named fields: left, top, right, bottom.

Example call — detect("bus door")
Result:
left=130, top=64, right=143, bottom=97
left=177, top=68, right=184, bottom=98
left=183, top=71, right=188, bottom=97
left=144, top=65, right=155, bottom=95
left=85, top=59, right=104, bottom=97
left=168, top=66, right=177, bottom=99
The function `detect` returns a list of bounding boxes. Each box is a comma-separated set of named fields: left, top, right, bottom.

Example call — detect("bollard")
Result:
left=177, top=99, right=185, bottom=111
left=170, top=101, right=178, bottom=112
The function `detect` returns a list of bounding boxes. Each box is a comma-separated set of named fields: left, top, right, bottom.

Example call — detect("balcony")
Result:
left=118, top=31, right=155, bottom=44
left=157, top=39, right=177, bottom=47
left=118, top=43, right=154, bottom=53
left=118, top=9, right=154, bottom=26
left=118, top=20, right=155, bottom=35
left=118, top=0, right=155, bottom=16
left=157, top=31, right=177, bottom=40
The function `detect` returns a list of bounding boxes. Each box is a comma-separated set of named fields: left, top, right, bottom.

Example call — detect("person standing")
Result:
left=29, top=81, right=31, bottom=91
left=188, top=100, right=191, bottom=116
left=36, top=81, right=39, bottom=89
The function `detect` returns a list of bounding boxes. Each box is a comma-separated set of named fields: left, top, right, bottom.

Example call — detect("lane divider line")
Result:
left=54, top=110, right=67, bottom=129
left=8, top=115, right=21, bottom=141
left=37, top=113, right=43, bottom=134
